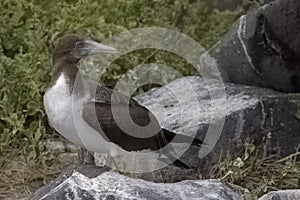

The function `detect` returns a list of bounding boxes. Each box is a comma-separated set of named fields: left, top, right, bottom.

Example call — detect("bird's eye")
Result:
left=76, top=41, right=86, bottom=49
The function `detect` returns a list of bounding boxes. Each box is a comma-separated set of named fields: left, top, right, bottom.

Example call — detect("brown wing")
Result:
left=81, top=87, right=169, bottom=151
left=93, top=85, right=140, bottom=106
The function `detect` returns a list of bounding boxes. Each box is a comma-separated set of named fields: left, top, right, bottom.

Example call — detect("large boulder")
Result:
left=92, top=0, right=300, bottom=182
left=94, top=76, right=300, bottom=181
left=31, top=169, right=242, bottom=200
left=209, top=0, right=300, bottom=92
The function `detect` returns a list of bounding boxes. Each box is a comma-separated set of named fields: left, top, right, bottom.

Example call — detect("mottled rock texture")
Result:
left=32, top=171, right=242, bottom=200
left=258, top=190, right=300, bottom=200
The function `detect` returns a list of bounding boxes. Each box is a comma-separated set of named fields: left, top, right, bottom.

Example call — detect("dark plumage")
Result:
left=44, top=34, right=203, bottom=169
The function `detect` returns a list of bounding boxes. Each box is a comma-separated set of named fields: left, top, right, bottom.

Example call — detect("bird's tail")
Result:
left=158, top=154, right=190, bottom=169
left=159, top=128, right=204, bottom=169
left=173, top=159, right=190, bottom=169
left=162, top=128, right=204, bottom=147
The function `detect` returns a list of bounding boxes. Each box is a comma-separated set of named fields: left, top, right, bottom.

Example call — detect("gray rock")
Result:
left=258, top=190, right=300, bottom=200
left=31, top=164, right=109, bottom=200
left=93, top=76, right=300, bottom=181
left=32, top=171, right=242, bottom=200
left=209, top=0, right=300, bottom=92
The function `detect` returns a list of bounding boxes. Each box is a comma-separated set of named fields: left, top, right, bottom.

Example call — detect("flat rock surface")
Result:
left=32, top=171, right=243, bottom=200
left=95, top=76, right=300, bottom=180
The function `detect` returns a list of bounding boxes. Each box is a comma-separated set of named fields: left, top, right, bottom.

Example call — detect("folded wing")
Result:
left=81, top=86, right=169, bottom=152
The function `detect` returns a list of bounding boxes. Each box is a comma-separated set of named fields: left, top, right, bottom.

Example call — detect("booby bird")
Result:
left=44, top=34, right=203, bottom=169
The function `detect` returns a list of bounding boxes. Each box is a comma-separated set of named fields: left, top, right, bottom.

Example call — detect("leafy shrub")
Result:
left=0, top=0, right=241, bottom=164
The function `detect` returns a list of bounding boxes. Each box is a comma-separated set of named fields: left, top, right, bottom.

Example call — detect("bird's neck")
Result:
left=51, top=59, right=85, bottom=96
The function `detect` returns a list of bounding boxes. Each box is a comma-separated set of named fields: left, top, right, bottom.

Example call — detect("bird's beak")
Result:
left=75, top=39, right=119, bottom=58
left=84, top=39, right=119, bottom=54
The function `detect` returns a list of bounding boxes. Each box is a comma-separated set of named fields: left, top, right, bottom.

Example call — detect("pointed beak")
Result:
left=83, top=39, right=119, bottom=54
left=74, top=39, right=119, bottom=58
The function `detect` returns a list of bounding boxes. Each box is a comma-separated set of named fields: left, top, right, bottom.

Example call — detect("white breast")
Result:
left=44, top=74, right=122, bottom=154
left=44, top=75, right=82, bottom=145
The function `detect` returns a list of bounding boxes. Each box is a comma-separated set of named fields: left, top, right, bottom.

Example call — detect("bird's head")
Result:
left=53, top=34, right=118, bottom=64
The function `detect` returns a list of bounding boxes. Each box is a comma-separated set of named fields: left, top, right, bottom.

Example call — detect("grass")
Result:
left=1, top=139, right=299, bottom=199
left=0, top=159, right=61, bottom=199
left=213, top=140, right=300, bottom=199
left=0, top=148, right=78, bottom=199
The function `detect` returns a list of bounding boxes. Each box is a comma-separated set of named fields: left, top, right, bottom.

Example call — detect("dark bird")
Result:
left=44, top=34, right=203, bottom=170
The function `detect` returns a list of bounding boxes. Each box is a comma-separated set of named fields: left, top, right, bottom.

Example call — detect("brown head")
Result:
left=51, top=34, right=118, bottom=89
left=53, top=34, right=118, bottom=65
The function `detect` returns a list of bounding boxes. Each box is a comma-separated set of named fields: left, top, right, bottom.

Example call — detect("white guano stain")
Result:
left=237, top=15, right=260, bottom=74
left=259, top=101, right=267, bottom=130
left=235, top=110, right=245, bottom=141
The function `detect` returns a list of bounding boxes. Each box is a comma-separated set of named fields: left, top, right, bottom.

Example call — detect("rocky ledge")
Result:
left=31, top=165, right=242, bottom=200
